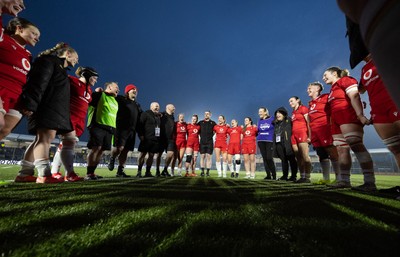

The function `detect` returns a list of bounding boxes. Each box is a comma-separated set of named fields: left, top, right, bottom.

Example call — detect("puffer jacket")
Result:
left=19, top=55, right=72, bottom=135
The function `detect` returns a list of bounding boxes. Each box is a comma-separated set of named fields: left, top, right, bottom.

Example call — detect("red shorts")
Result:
left=186, top=139, right=199, bottom=152
left=310, top=124, right=333, bottom=147
left=241, top=142, right=256, bottom=154
left=291, top=129, right=309, bottom=145
left=175, top=139, right=187, bottom=150
left=371, top=103, right=400, bottom=123
left=71, top=115, right=85, bottom=137
left=214, top=140, right=228, bottom=151
left=227, top=142, right=241, bottom=155
left=331, top=108, right=362, bottom=135
left=0, top=86, right=20, bottom=112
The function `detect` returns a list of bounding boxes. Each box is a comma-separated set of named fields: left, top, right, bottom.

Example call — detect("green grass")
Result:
left=1, top=165, right=399, bottom=257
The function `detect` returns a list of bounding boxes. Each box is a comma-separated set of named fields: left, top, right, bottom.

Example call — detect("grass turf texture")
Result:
left=1, top=165, right=399, bottom=257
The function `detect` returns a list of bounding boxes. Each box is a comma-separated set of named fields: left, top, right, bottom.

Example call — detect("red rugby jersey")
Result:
left=175, top=121, right=187, bottom=141
left=0, top=18, right=32, bottom=94
left=308, top=94, right=330, bottom=129
left=69, top=76, right=92, bottom=122
left=242, top=126, right=257, bottom=143
left=213, top=124, right=229, bottom=142
left=186, top=123, right=200, bottom=141
left=291, top=105, right=308, bottom=131
left=360, top=60, right=395, bottom=113
left=227, top=126, right=242, bottom=144
left=328, top=76, right=359, bottom=112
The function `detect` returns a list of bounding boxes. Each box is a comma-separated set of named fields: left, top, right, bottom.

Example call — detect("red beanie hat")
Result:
left=124, top=84, right=137, bottom=94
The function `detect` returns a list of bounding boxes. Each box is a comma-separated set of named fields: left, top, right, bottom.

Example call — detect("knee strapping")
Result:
left=333, top=137, right=349, bottom=147
left=343, top=131, right=363, bottom=146
left=383, top=135, right=400, bottom=147
left=383, top=135, right=400, bottom=154
left=61, top=136, right=78, bottom=144
left=185, top=155, right=192, bottom=163
left=235, top=154, right=241, bottom=164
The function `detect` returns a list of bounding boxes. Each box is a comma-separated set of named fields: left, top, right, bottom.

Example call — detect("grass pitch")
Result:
left=0, top=165, right=399, bottom=257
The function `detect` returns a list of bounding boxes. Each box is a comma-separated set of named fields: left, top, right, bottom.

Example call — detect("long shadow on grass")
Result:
left=0, top=178, right=399, bottom=257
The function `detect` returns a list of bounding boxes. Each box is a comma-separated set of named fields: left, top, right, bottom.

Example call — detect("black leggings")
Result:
left=275, top=143, right=298, bottom=178
left=258, top=141, right=276, bottom=177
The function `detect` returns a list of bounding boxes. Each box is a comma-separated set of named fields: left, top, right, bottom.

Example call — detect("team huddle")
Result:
left=1, top=1, right=400, bottom=190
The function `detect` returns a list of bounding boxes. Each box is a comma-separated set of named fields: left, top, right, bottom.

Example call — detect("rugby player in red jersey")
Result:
left=323, top=66, right=376, bottom=191
left=289, top=96, right=312, bottom=183
left=184, top=114, right=200, bottom=176
left=227, top=119, right=242, bottom=178
left=171, top=113, right=187, bottom=176
left=307, top=82, right=340, bottom=184
left=359, top=55, right=400, bottom=169
left=50, top=67, right=98, bottom=182
left=242, top=117, right=258, bottom=179
left=213, top=115, right=229, bottom=177
left=0, top=5, right=39, bottom=138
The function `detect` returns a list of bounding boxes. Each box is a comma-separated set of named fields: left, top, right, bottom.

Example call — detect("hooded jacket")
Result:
left=272, top=107, right=294, bottom=157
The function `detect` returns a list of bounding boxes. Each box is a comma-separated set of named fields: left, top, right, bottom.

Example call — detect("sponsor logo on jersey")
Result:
left=193, top=129, right=198, bottom=134
left=310, top=103, right=316, bottom=111
left=13, top=65, right=28, bottom=75
left=259, top=123, right=270, bottom=130
left=245, top=130, right=251, bottom=136
left=22, top=58, right=31, bottom=71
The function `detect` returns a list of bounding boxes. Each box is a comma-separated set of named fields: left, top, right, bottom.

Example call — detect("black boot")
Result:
left=108, top=157, right=115, bottom=171
left=116, top=166, right=131, bottom=178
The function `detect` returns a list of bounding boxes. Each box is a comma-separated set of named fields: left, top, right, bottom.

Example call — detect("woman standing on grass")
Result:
left=227, top=119, right=242, bottom=178
left=50, top=66, right=99, bottom=182
left=213, top=115, right=229, bottom=177
left=17, top=42, right=79, bottom=184
left=242, top=117, right=258, bottom=179
left=289, top=96, right=312, bottom=183
left=323, top=66, right=376, bottom=191
left=307, top=82, right=340, bottom=183
left=273, top=107, right=298, bottom=181
left=171, top=113, right=187, bottom=176
left=184, top=114, right=200, bottom=176
left=257, top=107, right=276, bottom=180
